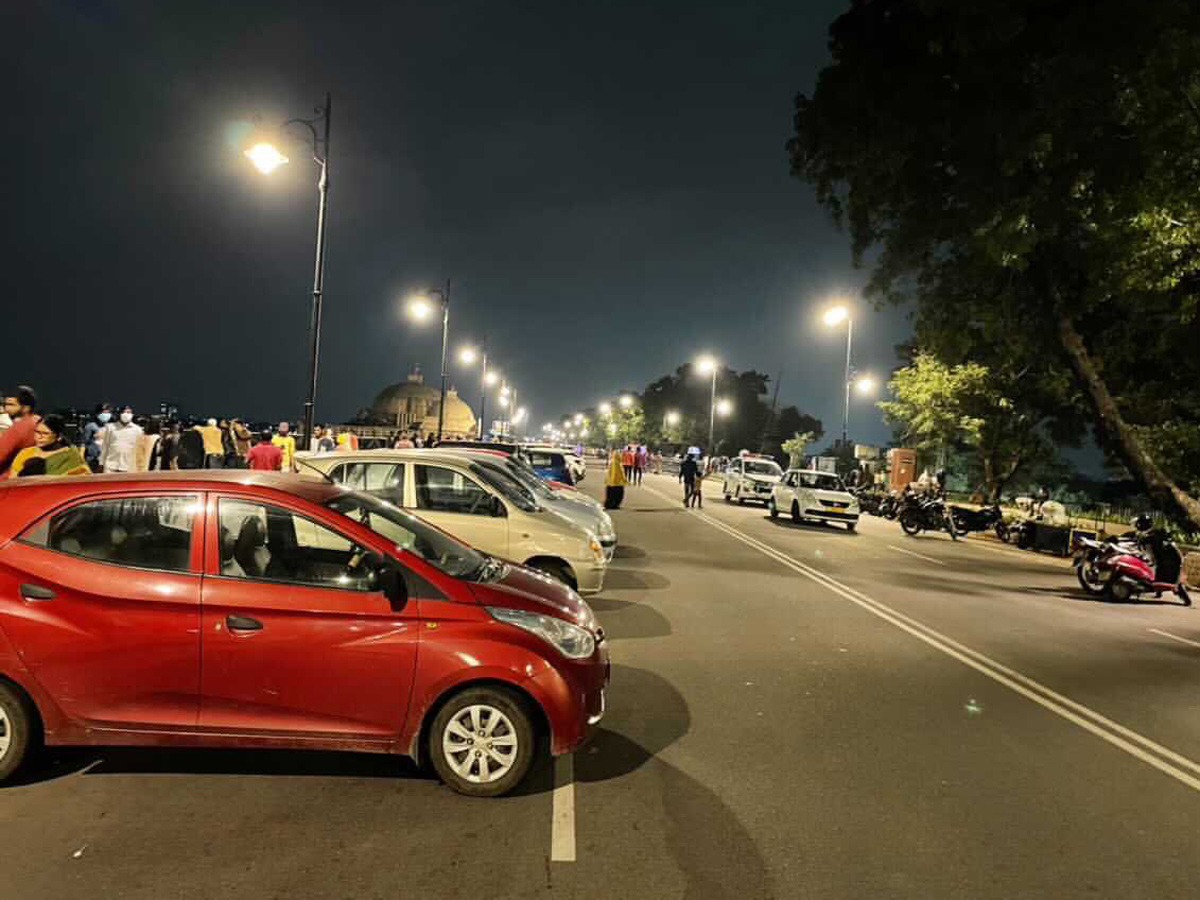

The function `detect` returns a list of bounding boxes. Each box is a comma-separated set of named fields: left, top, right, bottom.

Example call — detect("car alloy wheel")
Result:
left=430, top=687, right=536, bottom=798
left=0, top=682, right=33, bottom=782
left=0, top=705, right=10, bottom=761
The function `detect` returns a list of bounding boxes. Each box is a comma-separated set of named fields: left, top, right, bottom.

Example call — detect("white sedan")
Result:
left=769, top=469, right=860, bottom=531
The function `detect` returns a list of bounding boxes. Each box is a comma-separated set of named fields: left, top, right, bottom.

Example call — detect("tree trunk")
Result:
left=1056, top=311, right=1200, bottom=530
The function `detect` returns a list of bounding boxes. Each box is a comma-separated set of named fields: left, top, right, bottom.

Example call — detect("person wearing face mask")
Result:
left=81, top=403, right=112, bottom=473
left=100, top=406, right=144, bottom=473
left=0, top=386, right=41, bottom=480
left=272, top=421, right=298, bottom=473
left=11, top=414, right=90, bottom=477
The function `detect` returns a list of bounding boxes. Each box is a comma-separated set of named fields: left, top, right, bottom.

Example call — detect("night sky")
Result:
left=8, top=0, right=910, bottom=447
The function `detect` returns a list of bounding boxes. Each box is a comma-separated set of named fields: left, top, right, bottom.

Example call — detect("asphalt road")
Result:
left=5, top=467, right=1200, bottom=899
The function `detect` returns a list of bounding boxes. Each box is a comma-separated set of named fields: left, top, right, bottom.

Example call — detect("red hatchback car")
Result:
left=0, top=471, right=609, bottom=797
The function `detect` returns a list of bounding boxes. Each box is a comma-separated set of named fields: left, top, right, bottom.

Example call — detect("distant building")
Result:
left=360, top=365, right=477, bottom=439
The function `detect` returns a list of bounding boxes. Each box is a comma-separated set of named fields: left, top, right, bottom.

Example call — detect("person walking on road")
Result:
left=604, top=449, right=628, bottom=510
left=100, top=406, right=143, bottom=473
left=247, top=430, right=283, bottom=471
left=80, top=403, right=111, bottom=473
left=230, top=419, right=253, bottom=466
left=687, top=463, right=704, bottom=508
left=622, top=445, right=635, bottom=483
left=272, top=422, right=298, bottom=472
left=634, top=445, right=647, bottom=485
left=10, top=414, right=90, bottom=478
left=679, top=453, right=700, bottom=507
left=199, top=418, right=224, bottom=468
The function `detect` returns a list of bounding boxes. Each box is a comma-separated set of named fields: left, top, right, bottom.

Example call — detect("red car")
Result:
left=0, top=471, right=609, bottom=797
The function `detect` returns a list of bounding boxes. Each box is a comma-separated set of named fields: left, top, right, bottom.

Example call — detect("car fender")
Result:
left=0, top=617, right=72, bottom=740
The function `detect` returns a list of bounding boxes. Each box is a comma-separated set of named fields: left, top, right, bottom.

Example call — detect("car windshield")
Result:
left=797, top=472, right=845, bottom=491
left=746, top=460, right=782, bottom=477
left=469, top=462, right=540, bottom=513
left=326, top=491, right=485, bottom=580
left=484, top=459, right=558, bottom=502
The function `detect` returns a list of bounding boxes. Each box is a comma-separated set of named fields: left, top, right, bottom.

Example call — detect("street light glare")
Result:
left=856, top=376, right=876, bottom=395
left=458, top=346, right=477, bottom=365
left=498, top=395, right=510, bottom=408
left=484, top=371, right=499, bottom=386
left=245, top=142, right=289, bottom=174
left=665, top=411, right=681, bottom=426
left=618, top=395, right=633, bottom=409
left=598, top=402, right=612, bottom=415
left=573, top=413, right=583, bottom=425
left=407, top=296, right=433, bottom=321
left=716, top=398, right=734, bottom=416
left=823, top=305, right=849, bottom=327
left=695, top=355, right=717, bottom=374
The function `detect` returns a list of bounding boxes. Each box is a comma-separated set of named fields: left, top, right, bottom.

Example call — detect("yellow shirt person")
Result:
left=271, top=424, right=297, bottom=472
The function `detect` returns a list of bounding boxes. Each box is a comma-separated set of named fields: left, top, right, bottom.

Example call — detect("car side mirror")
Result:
left=370, top=554, right=408, bottom=611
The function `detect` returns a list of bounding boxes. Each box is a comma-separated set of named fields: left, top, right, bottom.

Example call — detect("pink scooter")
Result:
left=1105, top=532, right=1191, bottom=606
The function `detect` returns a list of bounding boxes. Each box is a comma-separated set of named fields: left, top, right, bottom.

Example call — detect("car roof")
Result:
left=305, top=449, right=486, bottom=466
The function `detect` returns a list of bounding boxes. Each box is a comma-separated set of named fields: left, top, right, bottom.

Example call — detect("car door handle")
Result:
left=226, top=615, right=263, bottom=632
left=19, top=583, right=56, bottom=601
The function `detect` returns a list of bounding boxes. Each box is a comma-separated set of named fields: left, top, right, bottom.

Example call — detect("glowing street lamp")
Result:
left=665, top=410, right=681, bottom=427
left=458, top=346, right=477, bottom=365
left=823, top=301, right=855, bottom=447
left=618, top=394, right=634, bottom=409
left=855, top=375, right=876, bottom=395
left=598, top=401, right=612, bottom=416
left=695, top=354, right=720, bottom=451
left=405, top=283, right=452, bottom=441
left=244, top=142, right=289, bottom=174
left=244, top=94, right=331, bottom=450
left=716, top=398, right=734, bottom=417
left=457, top=339, right=491, bottom=438
left=573, top=413, right=584, bottom=425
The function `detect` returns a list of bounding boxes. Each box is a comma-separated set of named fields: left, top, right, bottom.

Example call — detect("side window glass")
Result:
left=365, top=463, right=404, bottom=493
left=218, top=498, right=374, bottom=591
left=334, top=462, right=367, bottom=491
left=26, top=496, right=197, bottom=573
left=414, top=465, right=494, bottom=516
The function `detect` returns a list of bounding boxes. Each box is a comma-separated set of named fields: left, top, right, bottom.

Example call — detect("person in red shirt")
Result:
left=0, top=386, right=41, bottom=480
left=245, top=430, right=283, bottom=471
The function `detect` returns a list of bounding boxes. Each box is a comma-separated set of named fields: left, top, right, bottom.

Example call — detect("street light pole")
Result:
left=436, top=280, right=451, bottom=443
left=708, top=368, right=717, bottom=452
left=477, top=337, right=489, bottom=439
left=841, top=316, right=853, bottom=449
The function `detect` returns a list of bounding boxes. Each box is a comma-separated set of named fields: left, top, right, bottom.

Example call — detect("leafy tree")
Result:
left=781, top=431, right=818, bottom=468
left=790, top=0, right=1200, bottom=528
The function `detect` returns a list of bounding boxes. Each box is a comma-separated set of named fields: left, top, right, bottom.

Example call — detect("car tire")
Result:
left=791, top=502, right=802, bottom=525
left=429, top=686, right=537, bottom=798
left=769, top=498, right=779, bottom=519
left=846, top=521, right=856, bottom=533
left=735, top=487, right=745, bottom=506
left=529, top=560, right=577, bottom=591
left=0, top=681, right=36, bottom=783
left=724, top=490, right=732, bottom=502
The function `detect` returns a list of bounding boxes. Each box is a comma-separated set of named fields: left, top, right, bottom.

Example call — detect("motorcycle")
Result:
left=1072, top=535, right=1144, bottom=595
left=854, top=489, right=885, bottom=517
left=947, top=504, right=1007, bottom=540
left=898, top=494, right=958, bottom=540
left=878, top=494, right=900, bottom=520
left=1103, top=530, right=1191, bottom=606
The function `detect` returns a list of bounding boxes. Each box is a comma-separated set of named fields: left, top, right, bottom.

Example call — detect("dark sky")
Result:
left=7, top=0, right=911, bottom=447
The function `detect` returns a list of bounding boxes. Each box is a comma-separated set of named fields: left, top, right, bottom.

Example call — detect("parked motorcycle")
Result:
left=1103, top=529, right=1191, bottom=606
left=854, top=490, right=885, bottom=517
left=898, top=495, right=958, bottom=540
left=947, top=504, right=1007, bottom=540
left=1072, top=535, right=1144, bottom=595
left=878, top=494, right=900, bottom=520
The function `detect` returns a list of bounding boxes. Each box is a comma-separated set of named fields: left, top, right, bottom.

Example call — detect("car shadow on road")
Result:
left=612, top=545, right=648, bottom=560
left=764, top=517, right=858, bottom=535
left=602, top=570, right=672, bottom=591
left=587, top=597, right=672, bottom=639
left=1020, top=584, right=1190, bottom=607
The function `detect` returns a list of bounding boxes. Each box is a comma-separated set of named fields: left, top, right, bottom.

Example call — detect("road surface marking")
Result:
left=1150, top=628, right=1200, bottom=650
left=642, top=485, right=1200, bottom=793
left=961, top=536, right=1067, bottom=566
left=887, top=544, right=946, bottom=566
left=551, top=754, right=576, bottom=862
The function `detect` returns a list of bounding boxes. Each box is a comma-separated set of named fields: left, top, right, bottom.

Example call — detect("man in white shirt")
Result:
left=100, top=406, right=144, bottom=473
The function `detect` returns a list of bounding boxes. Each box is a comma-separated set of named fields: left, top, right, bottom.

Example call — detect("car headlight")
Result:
left=487, top=607, right=596, bottom=659
left=598, top=514, right=615, bottom=539
left=588, top=536, right=605, bottom=564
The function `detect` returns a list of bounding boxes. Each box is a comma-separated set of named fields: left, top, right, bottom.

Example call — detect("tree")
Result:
left=781, top=431, right=817, bottom=468
left=790, top=0, right=1200, bottom=529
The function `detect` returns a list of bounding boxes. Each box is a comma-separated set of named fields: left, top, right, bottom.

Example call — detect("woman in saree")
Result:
left=11, top=414, right=91, bottom=478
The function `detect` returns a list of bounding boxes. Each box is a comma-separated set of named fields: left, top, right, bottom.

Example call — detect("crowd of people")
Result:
left=0, top=384, right=458, bottom=481
left=603, top=443, right=701, bottom=511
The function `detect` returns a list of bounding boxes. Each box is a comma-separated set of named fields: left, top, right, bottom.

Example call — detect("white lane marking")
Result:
left=550, top=754, right=576, bottom=862
left=643, top=484, right=1200, bottom=792
left=960, top=535, right=1068, bottom=566
left=1150, top=629, right=1200, bottom=650
left=886, top=544, right=947, bottom=566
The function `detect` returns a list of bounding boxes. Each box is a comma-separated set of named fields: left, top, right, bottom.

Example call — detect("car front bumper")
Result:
left=527, top=641, right=611, bottom=755
left=575, top=561, right=606, bottom=594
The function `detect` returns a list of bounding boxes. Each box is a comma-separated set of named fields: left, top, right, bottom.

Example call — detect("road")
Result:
left=5, top=468, right=1200, bottom=898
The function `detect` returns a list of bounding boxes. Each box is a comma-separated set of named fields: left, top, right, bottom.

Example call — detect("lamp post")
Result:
left=459, top=341, right=493, bottom=439
left=823, top=305, right=853, bottom=448
left=407, top=280, right=451, bottom=442
left=245, top=93, right=332, bottom=452
left=695, top=355, right=719, bottom=452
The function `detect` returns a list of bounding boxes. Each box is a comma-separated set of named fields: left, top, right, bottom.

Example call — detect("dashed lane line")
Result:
left=551, top=754, right=576, bottom=862
left=641, top=483, right=1200, bottom=794
left=1150, top=629, right=1200, bottom=650
left=886, top=544, right=947, bottom=566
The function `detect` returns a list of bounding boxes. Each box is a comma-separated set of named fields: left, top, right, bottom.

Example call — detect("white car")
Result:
left=300, top=450, right=608, bottom=593
left=722, top=455, right=784, bottom=505
left=770, top=468, right=860, bottom=531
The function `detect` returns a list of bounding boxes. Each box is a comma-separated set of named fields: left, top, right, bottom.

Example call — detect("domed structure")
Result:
left=367, top=365, right=477, bottom=438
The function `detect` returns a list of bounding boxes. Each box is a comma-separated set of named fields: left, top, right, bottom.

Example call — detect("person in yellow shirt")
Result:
left=198, top=418, right=224, bottom=468
left=271, top=421, right=297, bottom=473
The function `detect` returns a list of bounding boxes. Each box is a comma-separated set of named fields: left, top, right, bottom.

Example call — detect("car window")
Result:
left=470, top=462, right=538, bottom=513
left=745, top=460, right=782, bottom=477
left=218, top=498, right=375, bottom=591
left=331, top=461, right=403, bottom=493
left=414, top=465, right=496, bottom=516
left=22, top=495, right=197, bottom=573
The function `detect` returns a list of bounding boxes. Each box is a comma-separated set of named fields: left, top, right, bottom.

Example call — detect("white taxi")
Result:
left=770, top=468, right=859, bottom=531
left=721, top=454, right=784, bottom=506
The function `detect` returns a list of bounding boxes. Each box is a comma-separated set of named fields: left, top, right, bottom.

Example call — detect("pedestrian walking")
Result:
left=272, top=422, right=298, bottom=472
left=198, top=418, right=224, bottom=468
left=247, top=430, right=283, bottom=471
left=679, top=452, right=700, bottom=507
left=154, top=421, right=181, bottom=470
left=635, top=445, right=647, bottom=485
left=622, top=445, right=635, bottom=483
left=0, top=386, right=41, bottom=479
left=687, top=465, right=704, bottom=508
left=99, top=406, right=143, bottom=473
left=230, top=419, right=252, bottom=466
left=10, top=414, right=90, bottom=478
left=177, top=421, right=205, bottom=469
left=135, top=417, right=161, bottom=472
left=80, top=403, right=111, bottom=473
left=604, top=449, right=628, bottom=510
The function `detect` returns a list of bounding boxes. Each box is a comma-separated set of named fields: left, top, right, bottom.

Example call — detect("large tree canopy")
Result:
left=789, top=0, right=1200, bottom=527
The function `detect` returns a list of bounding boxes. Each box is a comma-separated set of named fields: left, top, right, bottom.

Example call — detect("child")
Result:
left=688, top=462, right=704, bottom=508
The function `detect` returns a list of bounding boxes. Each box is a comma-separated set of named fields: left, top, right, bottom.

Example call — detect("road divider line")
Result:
left=887, top=544, right=947, bottom=566
left=1150, top=628, right=1200, bottom=650
left=642, top=484, right=1200, bottom=792
left=550, top=754, right=576, bottom=862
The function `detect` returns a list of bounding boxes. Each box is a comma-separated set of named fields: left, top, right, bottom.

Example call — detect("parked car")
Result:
left=435, top=449, right=617, bottom=560
left=770, top=468, right=860, bottom=531
left=0, top=471, right=609, bottom=796
left=301, top=450, right=607, bottom=593
left=722, top=454, right=784, bottom=506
